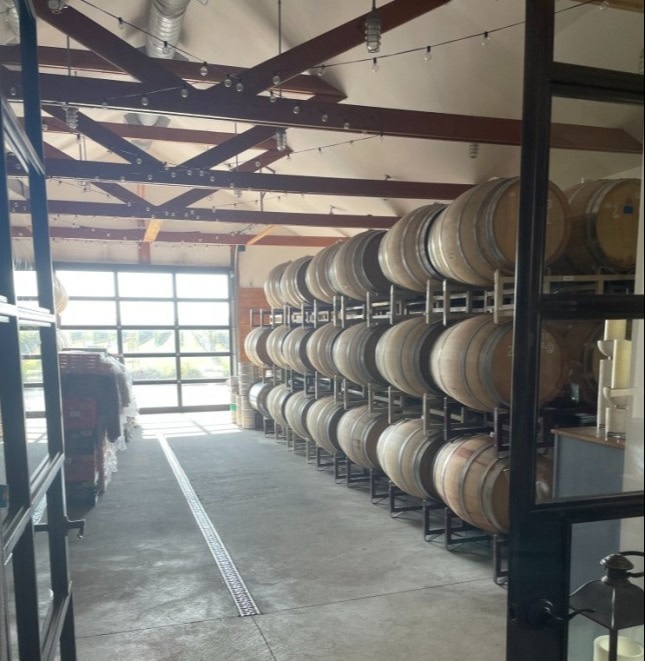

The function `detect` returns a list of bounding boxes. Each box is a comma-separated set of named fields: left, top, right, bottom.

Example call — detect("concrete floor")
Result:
left=67, top=412, right=507, bottom=661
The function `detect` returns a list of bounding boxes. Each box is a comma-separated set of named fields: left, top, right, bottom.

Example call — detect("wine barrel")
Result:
left=329, top=230, right=391, bottom=301
left=428, top=178, right=571, bottom=286
left=375, top=316, right=445, bottom=397
left=265, top=383, right=293, bottom=427
left=305, top=395, right=346, bottom=455
left=282, top=326, right=315, bottom=374
left=376, top=418, right=445, bottom=500
left=264, top=262, right=289, bottom=309
left=337, top=405, right=389, bottom=470
left=54, top=275, right=69, bottom=314
left=551, top=320, right=603, bottom=405
left=332, top=322, right=389, bottom=386
left=430, top=315, right=566, bottom=412
left=248, top=381, right=273, bottom=418
left=433, top=436, right=552, bottom=534
left=305, top=243, right=342, bottom=304
left=284, top=390, right=315, bottom=439
left=244, top=326, right=273, bottom=368
left=306, top=323, right=343, bottom=378
left=378, top=204, right=445, bottom=292
left=265, top=325, right=292, bottom=370
left=282, top=256, right=315, bottom=308
left=564, top=178, right=641, bottom=273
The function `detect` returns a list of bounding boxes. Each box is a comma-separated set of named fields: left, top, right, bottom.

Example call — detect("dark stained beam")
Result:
left=10, top=71, right=641, bottom=153
left=43, top=105, right=163, bottom=167
left=24, top=159, right=474, bottom=200
left=41, top=117, right=278, bottom=149
left=202, top=0, right=450, bottom=103
left=41, top=144, right=149, bottom=208
left=10, top=199, right=400, bottom=228
left=0, top=45, right=345, bottom=100
left=12, top=225, right=341, bottom=247
left=32, top=0, right=187, bottom=91
left=166, top=149, right=293, bottom=209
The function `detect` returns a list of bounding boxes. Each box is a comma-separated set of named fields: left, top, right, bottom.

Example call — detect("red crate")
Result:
left=62, top=397, right=97, bottom=430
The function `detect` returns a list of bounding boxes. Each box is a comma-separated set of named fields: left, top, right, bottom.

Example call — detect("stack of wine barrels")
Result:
left=337, top=405, right=389, bottom=471
left=248, top=381, right=273, bottom=419
left=237, top=362, right=258, bottom=429
left=249, top=177, right=639, bottom=465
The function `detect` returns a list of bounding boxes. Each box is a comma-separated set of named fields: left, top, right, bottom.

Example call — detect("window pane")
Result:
left=23, top=387, right=44, bottom=413
left=176, top=273, right=229, bottom=299
left=117, top=272, right=173, bottom=298
left=134, top=384, right=178, bottom=409
left=179, top=329, right=230, bottom=353
left=122, top=329, right=176, bottom=354
left=56, top=270, right=115, bottom=297
left=125, top=356, right=177, bottom=381
left=64, top=329, right=119, bottom=353
left=177, top=302, right=229, bottom=326
left=181, top=382, right=230, bottom=407
left=21, top=358, right=42, bottom=383
left=14, top=270, right=38, bottom=297
left=60, top=300, right=117, bottom=326
left=120, top=301, right=175, bottom=326
left=181, top=355, right=230, bottom=380
left=19, top=329, right=41, bottom=356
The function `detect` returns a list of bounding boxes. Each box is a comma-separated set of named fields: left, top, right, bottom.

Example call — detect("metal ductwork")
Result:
left=145, top=0, right=191, bottom=60
left=134, top=0, right=191, bottom=126
left=1, top=0, right=20, bottom=43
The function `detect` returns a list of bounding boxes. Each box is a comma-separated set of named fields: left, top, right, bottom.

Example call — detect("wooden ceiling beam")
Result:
left=10, top=199, right=400, bottom=228
left=12, top=225, right=339, bottom=247
left=20, top=158, right=473, bottom=200
left=8, top=71, right=640, bottom=153
left=0, top=45, right=345, bottom=100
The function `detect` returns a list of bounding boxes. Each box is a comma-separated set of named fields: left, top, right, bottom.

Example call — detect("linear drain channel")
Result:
left=157, top=434, right=260, bottom=617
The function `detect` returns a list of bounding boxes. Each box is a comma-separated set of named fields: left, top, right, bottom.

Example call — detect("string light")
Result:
left=371, top=57, right=380, bottom=73
left=317, top=65, right=326, bottom=77
left=117, top=16, right=125, bottom=30
left=200, top=62, right=208, bottom=77
left=224, top=74, right=233, bottom=87
left=424, top=46, right=432, bottom=62
left=275, top=127, right=288, bottom=151
left=469, top=143, right=479, bottom=159
left=481, top=31, right=490, bottom=46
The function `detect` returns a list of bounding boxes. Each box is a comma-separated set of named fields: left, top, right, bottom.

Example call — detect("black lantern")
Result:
left=569, top=552, right=644, bottom=661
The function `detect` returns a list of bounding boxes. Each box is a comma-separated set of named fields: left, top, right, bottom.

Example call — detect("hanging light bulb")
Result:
left=371, top=57, right=380, bottom=73
left=272, top=73, right=281, bottom=86
left=162, top=40, right=171, bottom=55
left=317, top=65, right=326, bottom=77
left=200, top=62, right=208, bottom=77
left=292, top=102, right=301, bottom=115
left=269, top=90, right=277, bottom=103
left=64, top=104, right=78, bottom=131
left=364, top=0, right=382, bottom=53
left=275, top=127, right=288, bottom=152
left=141, top=95, right=149, bottom=107
left=224, top=74, right=233, bottom=88
left=117, top=17, right=125, bottom=30
left=469, top=143, right=479, bottom=159
left=235, top=79, right=244, bottom=92
left=481, top=31, right=490, bottom=46
left=424, top=46, right=432, bottom=62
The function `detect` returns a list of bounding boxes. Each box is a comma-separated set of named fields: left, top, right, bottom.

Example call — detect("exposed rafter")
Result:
left=4, top=71, right=640, bottom=153
left=10, top=200, right=399, bottom=228
left=13, top=158, right=473, bottom=201
left=12, top=225, right=340, bottom=247
left=0, top=45, right=346, bottom=100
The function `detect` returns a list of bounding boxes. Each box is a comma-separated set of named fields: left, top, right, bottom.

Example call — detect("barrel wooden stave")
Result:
left=378, top=204, right=445, bottom=292
left=306, top=323, right=343, bottom=378
left=430, top=315, right=566, bottom=412
left=282, top=326, right=315, bottom=374
left=282, top=256, right=315, bottom=308
left=265, top=325, right=292, bottom=370
left=306, top=396, right=346, bottom=455
left=376, top=418, right=445, bottom=500
left=428, top=178, right=571, bottom=286
left=329, top=230, right=391, bottom=301
left=564, top=178, right=641, bottom=273
left=244, top=326, right=273, bottom=368
left=375, top=316, right=444, bottom=397
left=305, top=243, right=342, bottom=304
left=265, top=383, right=293, bottom=427
left=264, top=262, right=290, bottom=309
left=337, top=405, right=389, bottom=470
left=332, top=322, right=389, bottom=386
left=284, top=390, right=315, bottom=439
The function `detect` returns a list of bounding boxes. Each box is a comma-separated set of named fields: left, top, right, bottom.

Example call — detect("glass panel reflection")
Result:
left=117, top=272, right=173, bottom=298
left=56, top=270, right=115, bottom=297
left=177, top=301, right=229, bottom=326
left=181, top=382, right=230, bottom=407
left=120, top=301, right=174, bottom=326
left=122, top=329, right=175, bottom=354
left=125, top=356, right=177, bottom=381
left=180, top=355, right=230, bottom=380
left=133, top=384, right=178, bottom=409
left=179, top=329, right=230, bottom=353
